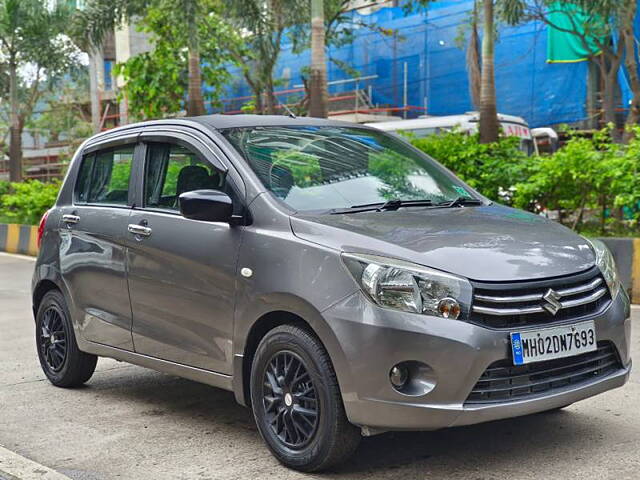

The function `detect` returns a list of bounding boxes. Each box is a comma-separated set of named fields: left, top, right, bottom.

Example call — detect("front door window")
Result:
left=144, top=143, right=225, bottom=211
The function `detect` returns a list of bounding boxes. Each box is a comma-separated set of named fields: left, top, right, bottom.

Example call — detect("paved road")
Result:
left=1, top=253, right=639, bottom=480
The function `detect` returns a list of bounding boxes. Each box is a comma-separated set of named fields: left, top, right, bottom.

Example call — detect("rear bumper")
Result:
left=323, top=289, right=631, bottom=431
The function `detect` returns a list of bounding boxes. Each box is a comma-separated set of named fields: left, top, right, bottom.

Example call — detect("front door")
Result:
left=126, top=139, right=242, bottom=373
left=59, top=143, right=138, bottom=351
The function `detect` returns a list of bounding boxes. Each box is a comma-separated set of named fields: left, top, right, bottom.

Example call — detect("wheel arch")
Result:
left=32, top=279, right=62, bottom=319
left=233, top=299, right=354, bottom=410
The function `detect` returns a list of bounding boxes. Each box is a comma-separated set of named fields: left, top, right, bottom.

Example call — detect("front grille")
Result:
left=471, top=267, right=610, bottom=328
left=465, top=341, right=621, bottom=405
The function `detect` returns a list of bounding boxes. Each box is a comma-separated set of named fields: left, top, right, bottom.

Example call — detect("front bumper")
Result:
left=324, top=289, right=632, bottom=431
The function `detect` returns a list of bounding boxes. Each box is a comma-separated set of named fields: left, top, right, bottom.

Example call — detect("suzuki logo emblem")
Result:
left=542, top=288, right=563, bottom=315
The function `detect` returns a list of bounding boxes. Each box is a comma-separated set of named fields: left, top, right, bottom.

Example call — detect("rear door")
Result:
left=59, top=138, right=141, bottom=351
left=125, top=131, right=243, bottom=374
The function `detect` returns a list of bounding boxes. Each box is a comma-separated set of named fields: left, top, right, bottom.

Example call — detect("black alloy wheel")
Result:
left=262, top=350, right=319, bottom=449
left=250, top=324, right=361, bottom=472
left=39, top=305, right=68, bottom=372
left=36, top=290, right=97, bottom=387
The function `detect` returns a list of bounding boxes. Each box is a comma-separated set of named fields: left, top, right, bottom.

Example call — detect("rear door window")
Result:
left=75, top=146, right=135, bottom=205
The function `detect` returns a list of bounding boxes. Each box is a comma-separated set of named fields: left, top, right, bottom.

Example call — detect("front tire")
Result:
left=250, top=324, right=360, bottom=472
left=36, top=290, right=97, bottom=387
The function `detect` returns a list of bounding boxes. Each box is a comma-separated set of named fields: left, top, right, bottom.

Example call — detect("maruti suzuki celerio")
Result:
left=32, top=115, right=631, bottom=471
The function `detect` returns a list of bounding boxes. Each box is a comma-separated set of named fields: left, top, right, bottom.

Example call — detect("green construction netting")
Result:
left=547, top=2, right=605, bottom=63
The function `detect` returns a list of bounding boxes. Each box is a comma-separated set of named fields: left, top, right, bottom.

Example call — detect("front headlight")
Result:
left=586, top=238, right=620, bottom=299
left=342, top=253, right=473, bottom=319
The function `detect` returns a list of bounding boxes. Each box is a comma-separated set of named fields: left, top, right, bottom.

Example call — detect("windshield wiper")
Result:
left=330, top=199, right=433, bottom=215
left=437, top=196, right=483, bottom=208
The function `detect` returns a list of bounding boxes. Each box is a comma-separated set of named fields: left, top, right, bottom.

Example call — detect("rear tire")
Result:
left=36, top=290, right=97, bottom=387
left=250, top=324, right=360, bottom=472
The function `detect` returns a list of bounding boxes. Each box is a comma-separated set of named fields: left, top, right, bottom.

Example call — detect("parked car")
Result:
left=33, top=115, right=631, bottom=472
left=366, top=112, right=538, bottom=154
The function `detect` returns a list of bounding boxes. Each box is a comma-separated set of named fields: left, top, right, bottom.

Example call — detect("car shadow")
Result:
left=83, top=362, right=611, bottom=478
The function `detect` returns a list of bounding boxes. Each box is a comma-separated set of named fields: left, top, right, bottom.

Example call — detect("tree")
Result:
left=479, top=0, right=499, bottom=143
left=409, top=1, right=501, bottom=142
left=181, top=0, right=205, bottom=116
left=309, top=0, right=328, bottom=118
left=30, top=67, right=93, bottom=144
left=0, top=0, right=77, bottom=181
left=290, top=0, right=395, bottom=115
left=76, top=0, right=212, bottom=116
left=225, top=0, right=306, bottom=115
left=504, top=0, right=637, bottom=142
left=113, top=1, right=241, bottom=120
left=459, top=0, right=482, bottom=109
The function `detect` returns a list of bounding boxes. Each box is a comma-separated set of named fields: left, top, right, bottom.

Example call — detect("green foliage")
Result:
left=109, top=161, right=133, bottom=191
left=0, top=181, right=60, bottom=225
left=272, top=150, right=322, bottom=187
left=240, top=99, right=257, bottom=114
left=113, top=0, right=242, bottom=120
left=224, top=0, right=305, bottom=114
left=0, top=180, right=10, bottom=197
left=513, top=127, right=640, bottom=228
left=410, top=130, right=531, bottom=203
left=410, top=127, right=640, bottom=235
left=0, top=0, right=80, bottom=180
left=114, top=43, right=184, bottom=119
left=369, top=149, right=436, bottom=201
left=71, top=0, right=148, bottom=50
left=30, top=67, right=93, bottom=143
left=0, top=0, right=77, bottom=73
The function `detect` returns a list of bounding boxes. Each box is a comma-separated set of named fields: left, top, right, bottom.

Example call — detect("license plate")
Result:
left=510, top=320, right=597, bottom=366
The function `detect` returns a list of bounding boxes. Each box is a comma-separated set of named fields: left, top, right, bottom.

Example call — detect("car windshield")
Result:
left=222, top=125, right=478, bottom=212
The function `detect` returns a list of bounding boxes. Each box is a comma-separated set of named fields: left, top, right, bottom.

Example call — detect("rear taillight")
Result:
left=37, top=209, right=51, bottom=248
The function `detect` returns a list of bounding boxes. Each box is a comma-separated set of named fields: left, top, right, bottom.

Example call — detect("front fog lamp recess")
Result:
left=389, top=365, right=409, bottom=388
left=388, top=361, right=437, bottom=396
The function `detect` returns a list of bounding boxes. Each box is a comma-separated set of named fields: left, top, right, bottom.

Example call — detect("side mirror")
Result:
left=178, top=189, right=233, bottom=222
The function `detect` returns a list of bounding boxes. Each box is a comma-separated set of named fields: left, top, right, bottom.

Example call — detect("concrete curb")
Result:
left=0, top=223, right=638, bottom=302
left=0, top=224, right=38, bottom=257
left=0, top=446, right=71, bottom=480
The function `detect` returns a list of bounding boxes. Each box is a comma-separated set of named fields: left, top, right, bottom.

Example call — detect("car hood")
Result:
left=290, top=204, right=595, bottom=282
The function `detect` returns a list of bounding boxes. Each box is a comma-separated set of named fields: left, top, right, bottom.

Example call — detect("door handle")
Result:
left=62, top=214, right=80, bottom=224
left=127, top=224, right=152, bottom=237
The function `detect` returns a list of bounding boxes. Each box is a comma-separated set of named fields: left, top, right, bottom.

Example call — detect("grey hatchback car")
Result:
left=33, top=115, right=631, bottom=471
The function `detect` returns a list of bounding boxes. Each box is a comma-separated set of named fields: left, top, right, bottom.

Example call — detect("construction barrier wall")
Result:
left=0, top=224, right=39, bottom=257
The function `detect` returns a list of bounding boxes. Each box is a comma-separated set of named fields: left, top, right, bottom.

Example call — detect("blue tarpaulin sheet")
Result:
left=213, top=0, right=611, bottom=128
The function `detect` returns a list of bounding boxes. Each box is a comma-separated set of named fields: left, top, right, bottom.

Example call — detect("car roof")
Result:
left=188, top=114, right=364, bottom=130
left=85, top=114, right=375, bottom=146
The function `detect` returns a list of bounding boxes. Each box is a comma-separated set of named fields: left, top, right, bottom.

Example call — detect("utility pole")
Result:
left=309, top=0, right=328, bottom=118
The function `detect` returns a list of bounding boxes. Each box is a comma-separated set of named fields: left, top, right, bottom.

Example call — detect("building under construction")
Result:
left=216, top=0, right=632, bottom=129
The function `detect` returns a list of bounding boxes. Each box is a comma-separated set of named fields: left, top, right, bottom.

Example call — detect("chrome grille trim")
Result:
left=560, top=287, right=607, bottom=308
left=474, top=277, right=603, bottom=304
left=556, top=277, right=603, bottom=297
left=472, top=287, right=608, bottom=316
left=470, top=267, right=611, bottom=328
left=472, top=304, right=545, bottom=316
